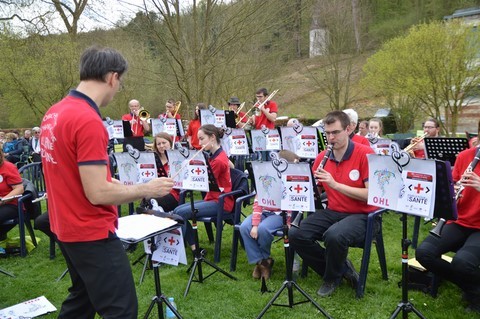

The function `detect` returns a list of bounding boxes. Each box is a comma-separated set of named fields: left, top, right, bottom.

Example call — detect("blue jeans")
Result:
left=240, top=212, right=283, bottom=264
left=173, top=200, right=221, bottom=246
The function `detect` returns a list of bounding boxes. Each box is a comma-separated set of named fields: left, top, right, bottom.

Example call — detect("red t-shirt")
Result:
left=312, top=141, right=377, bottom=214
left=41, top=90, right=117, bottom=242
left=0, top=160, right=22, bottom=206
left=351, top=134, right=371, bottom=146
left=205, top=148, right=233, bottom=212
left=121, top=113, right=146, bottom=137
left=452, top=147, right=480, bottom=229
left=254, top=100, right=278, bottom=130
left=187, top=119, right=202, bottom=150
left=159, top=113, right=181, bottom=120
left=237, top=111, right=248, bottom=127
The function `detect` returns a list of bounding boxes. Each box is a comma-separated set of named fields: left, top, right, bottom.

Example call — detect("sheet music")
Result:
left=116, top=214, right=178, bottom=242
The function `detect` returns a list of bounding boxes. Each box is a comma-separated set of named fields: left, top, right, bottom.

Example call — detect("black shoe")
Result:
left=343, top=259, right=359, bottom=289
left=317, top=280, right=341, bottom=297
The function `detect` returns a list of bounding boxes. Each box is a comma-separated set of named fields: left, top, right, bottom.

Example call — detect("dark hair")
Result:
left=153, top=132, right=173, bottom=154
left=199, top=124, right=224, bottom=144
left=79, top=46, right=128, bottom=82
left=324, top=111, right=350, bottom=129
left=194, top=103, right=207, bottom=120
left=256, top=88, right=268, bottom=96
left=166, top=99, right=175, bottom=105
left=369, top=117, right=384, bottom=133
left=424, top=118, right=440, bottom=128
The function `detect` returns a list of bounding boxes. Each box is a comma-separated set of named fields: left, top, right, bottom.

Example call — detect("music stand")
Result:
left=424, top=137, right=469, bottom=167
left=256, top=211, right=332, bottom=319
left=389, top=160, right=457, bottom=319
left=183, top=155, right=237, bottom=297
left=117, top=215, right=182, bottom=319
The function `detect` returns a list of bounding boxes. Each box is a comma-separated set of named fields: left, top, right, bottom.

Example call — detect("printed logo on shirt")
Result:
left=349, top=169, right=360, bottom=181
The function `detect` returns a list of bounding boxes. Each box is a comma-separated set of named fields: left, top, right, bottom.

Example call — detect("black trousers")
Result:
left=57, top=233, right=137, bottom=319
left=416, top=222, right=480, bottom=297
left=0, top=204, right=19, bottom=238
left=289, top=209, right=369, bottom=283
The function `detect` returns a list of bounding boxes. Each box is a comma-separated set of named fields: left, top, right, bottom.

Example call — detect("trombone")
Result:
left=139, top=108, right=150, bottom=122
left=236, top=89, right=279, bottom=126
left=172, top=101, right=181, bottom=118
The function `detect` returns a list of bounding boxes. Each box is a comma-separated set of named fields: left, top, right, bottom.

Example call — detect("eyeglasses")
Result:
left=324, top=129, right=344, bottom=136
left=423, top=126, right=436, bottom=129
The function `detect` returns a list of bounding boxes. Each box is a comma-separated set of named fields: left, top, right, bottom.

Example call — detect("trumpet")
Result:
left=404, top=132, right=428, bottom=156
left=139, top=108, right=150, bottom=122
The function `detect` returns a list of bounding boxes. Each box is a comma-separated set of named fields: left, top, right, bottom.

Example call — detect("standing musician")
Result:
left=416, top=119, right=480, bottom=314
left=289, top=110, right=377, bottom=297
left=247, top=88, right=278, bottom=130
left=121, top=99, right=150, bottom=151
left=159, top=98, right=181, bottom=120
left=406, top=118, right=440, bottom=158
left=228, top=96, right=248, bottom=128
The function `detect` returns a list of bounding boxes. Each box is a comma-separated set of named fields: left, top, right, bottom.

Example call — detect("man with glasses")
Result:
left=248, top=87, right=278, bottom=130
left=407, top=118, right=440, bottom=159
left=41, top=46, right=174, bottom=319
left=289, top=110, right=377, bottom=297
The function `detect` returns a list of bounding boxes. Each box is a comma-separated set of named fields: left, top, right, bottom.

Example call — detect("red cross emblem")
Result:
left=414, top=183, right=424, bottom=194
left=195, top=167, right=202, bottom=175
left=168, top=236, right=176, bottom=245
left=144, top=171, right=152, bottom=177
left=306, top=141, right=312, bottom=147
left=294, top=184, right=303, bottom=193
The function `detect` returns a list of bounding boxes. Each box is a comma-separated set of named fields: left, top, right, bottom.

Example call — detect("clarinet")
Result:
left=431, top=146, right=480, bottom=237
left=291, top=144, right=333, bottom=228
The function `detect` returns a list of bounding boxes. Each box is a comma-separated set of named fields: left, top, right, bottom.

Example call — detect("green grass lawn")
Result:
left=1, top=212, right=478, bottom=319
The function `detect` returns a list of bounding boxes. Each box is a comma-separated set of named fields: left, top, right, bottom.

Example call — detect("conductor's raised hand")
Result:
left=146, top=177, right=174, bottom=198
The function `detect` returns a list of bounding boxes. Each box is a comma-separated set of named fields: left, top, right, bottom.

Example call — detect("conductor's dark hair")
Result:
left=199, top=124, right=224, bottom=144
left=256, top=88, right=268, bottom=96
left=79, top=46, right=128, bottom=82
left=324, top=111, right=351, bottom=130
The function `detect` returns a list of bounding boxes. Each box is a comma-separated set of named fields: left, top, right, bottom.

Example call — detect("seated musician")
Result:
left=406, top=118, right=440, bottom=158
left=415, top=119, right=480, bottom=314
left=289, top=111, right=378, bottom=297
left=343, top=109, right=370, bottom=146
left=173, top=125, right=233, bottom=255
left=143, top=132, right=180, bottom=213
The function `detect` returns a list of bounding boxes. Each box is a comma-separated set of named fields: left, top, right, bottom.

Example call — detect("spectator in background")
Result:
left=343, top=109, right=370, bottom=146
left=186, top=103, right=207, bottom=150
left=368, top=118, right=384, bottom=138
left=30, top=127, right=42, bottom=162
left=2, top=132, right=22, bottom=164
left=357, top=120, right=369, bottom=137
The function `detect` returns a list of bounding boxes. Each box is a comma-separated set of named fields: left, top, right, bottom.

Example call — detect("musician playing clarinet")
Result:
left=247, top=88, right=278, bottom=130
left=289, top=111, right=377, bottom=297
left=407, top=118, right=440, bottom=158
left=416, top=119, right=480, bottom=314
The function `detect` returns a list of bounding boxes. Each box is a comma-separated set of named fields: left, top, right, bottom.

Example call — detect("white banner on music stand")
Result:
left=168, top=149, right=209, bottom=192
left=103, top=119, right=125, bottom=139
left=251, top=128, right=281, bottom=151
left=114, top=152, right=157, bottom=185
left=281, top=162, right=314, bottom=211
left=223, top=128, right=249, bottom=156
left=252, top=161, right=282, bottom=209
left=143, top=228, right=187, bottom=266
left=280, top=126, right=318, bottom=159
left=151, top=118, right=181, bottom=137
left=200, top=108, right=226, bottom=128
left=367, top=153, right=436, bottom=218
left=370, top=138, right=392, bottom=156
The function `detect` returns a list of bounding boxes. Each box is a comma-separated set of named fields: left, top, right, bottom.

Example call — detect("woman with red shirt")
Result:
left=186, top=103, right=207, bottom=150
left=173, top=124, right=233, bottom=251
left=0, top=147, right=24, bottom=242
left=146, top=132, right=180, bottom=212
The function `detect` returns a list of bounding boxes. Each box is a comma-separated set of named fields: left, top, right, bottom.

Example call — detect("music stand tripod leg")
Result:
left=0, top=267, right=15, bottom=277
left=389, top=214, right=427, bottom=319
left=256, top=211, right=332, bottom=319
left=144, top=242, right=183, bottom=319
left=184, top=192, right=236, bottom=298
